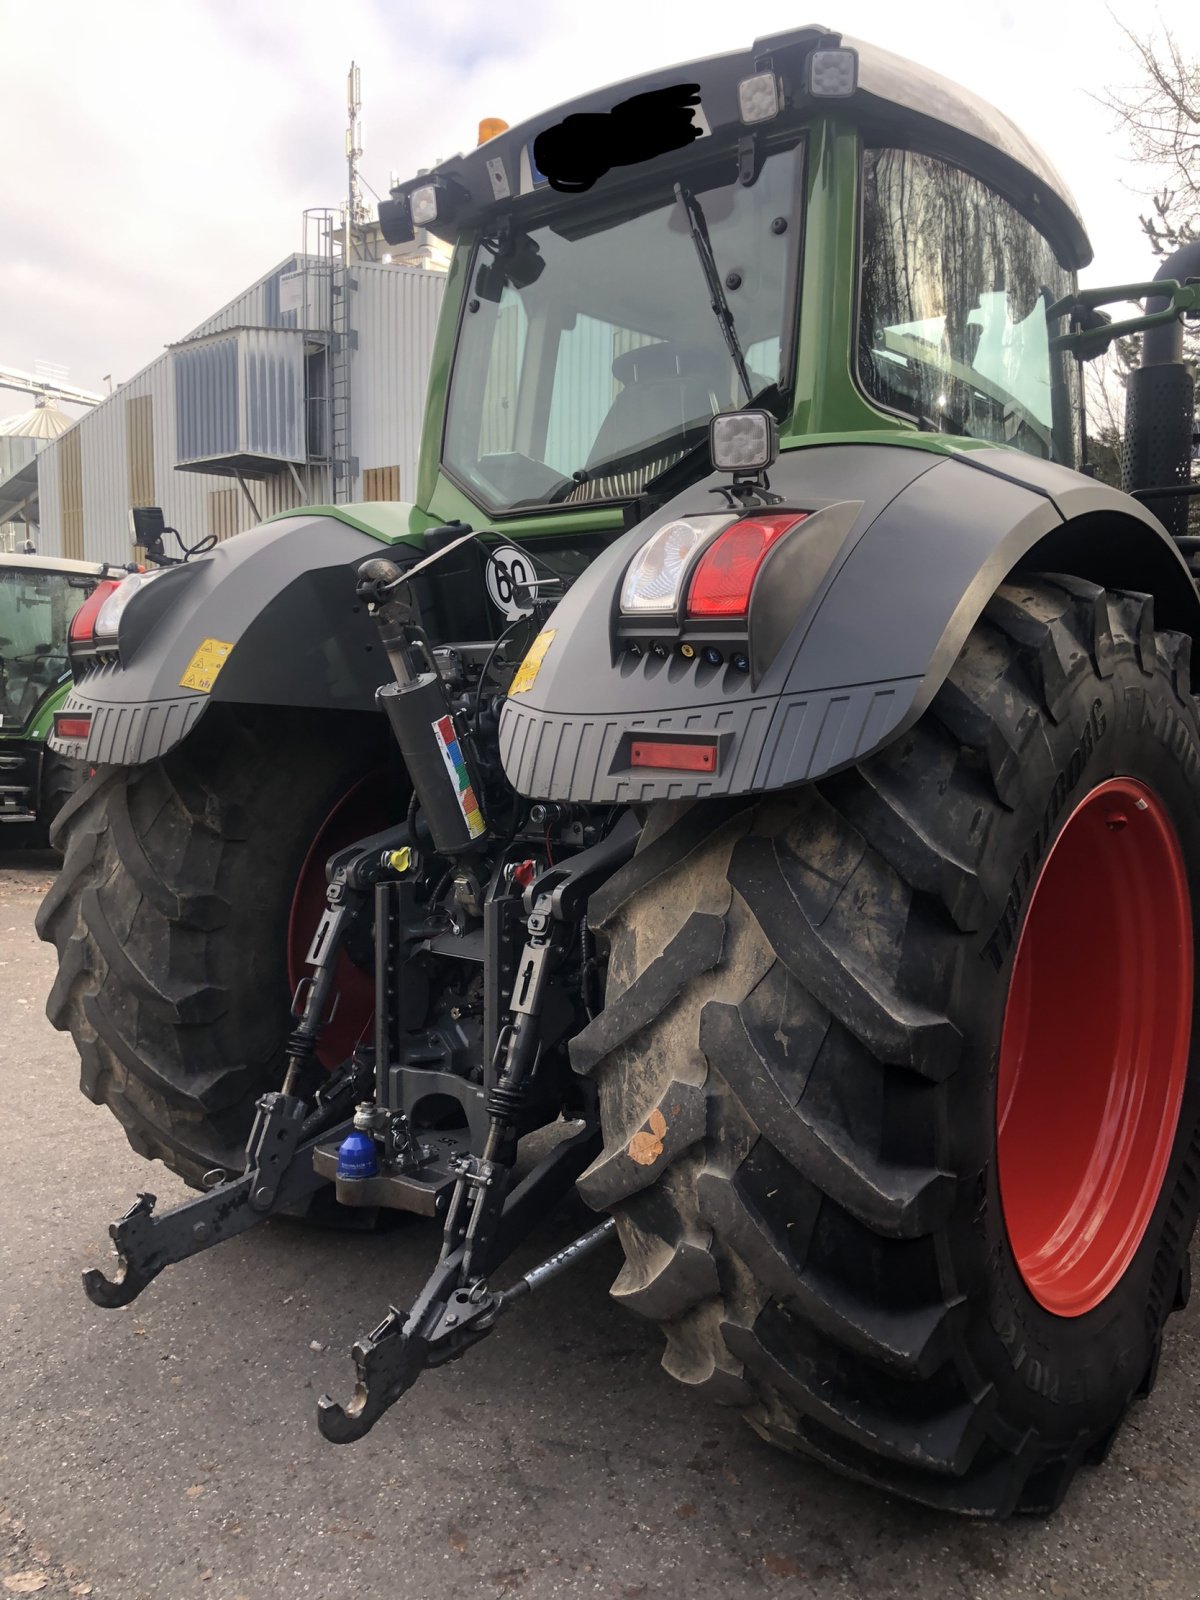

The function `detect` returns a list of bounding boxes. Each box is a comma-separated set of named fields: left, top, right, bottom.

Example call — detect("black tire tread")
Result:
left=36, top=705, right=382, bottom=1184
left=578, top=575, right=1199, bottom=1515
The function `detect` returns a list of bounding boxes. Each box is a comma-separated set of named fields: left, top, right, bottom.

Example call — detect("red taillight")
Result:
left=69, top=579, right=122, bottom=644
left=629, top=740, right=718, bottom=773
left=684, top=512, right=807, bottom=619
left=54, top=713, right=92, bottom=740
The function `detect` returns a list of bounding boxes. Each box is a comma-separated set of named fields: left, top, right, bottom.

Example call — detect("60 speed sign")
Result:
left=485, top=545, right=536, bottom=620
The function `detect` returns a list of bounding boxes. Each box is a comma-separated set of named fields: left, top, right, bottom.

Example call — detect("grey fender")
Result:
left=499, top=442, right=1200, bottom=803
left=52, top=514, right=393, bottom=766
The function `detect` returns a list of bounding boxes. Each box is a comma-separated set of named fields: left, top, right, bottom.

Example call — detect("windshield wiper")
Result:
left=673, top=182, right=754, bottom=404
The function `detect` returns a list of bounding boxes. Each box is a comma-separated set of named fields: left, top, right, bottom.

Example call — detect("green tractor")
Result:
left=36, top=25, right=1200, bottom=1515
left=0, top=552, right=109, bottom=843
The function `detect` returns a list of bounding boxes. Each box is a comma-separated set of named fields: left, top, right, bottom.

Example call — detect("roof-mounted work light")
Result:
left=807, top=46, right=859, bottom=98
left=737, top=72, right=781, bottom=124
left=409, top=184, right=440, bottom=227
left=378, top=193, right=415, bottom=245
left=379, top=174, right=468, bottom=245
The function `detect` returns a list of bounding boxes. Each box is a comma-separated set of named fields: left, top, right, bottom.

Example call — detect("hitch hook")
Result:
left=82, top=1193, right=164, bottom=1308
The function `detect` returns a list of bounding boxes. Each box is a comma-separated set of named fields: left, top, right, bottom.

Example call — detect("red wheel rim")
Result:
left=997, top=777, right=1192, bottom=1317
left=286, top=774, right=385, bottom=1070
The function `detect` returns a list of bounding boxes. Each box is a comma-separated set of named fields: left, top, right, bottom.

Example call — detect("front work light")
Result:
left=807, top=47, right=859, bottom=98
left=710, top=410, right=778, bottom=473
left=737, top=72, right=780, bottom=123
left=619, top=515, right=732, bottom=615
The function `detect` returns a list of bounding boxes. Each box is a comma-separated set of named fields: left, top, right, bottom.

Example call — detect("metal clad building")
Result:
left=26, top=252, right=445, bottom=564
left=352, top=261, right=445, bottom=504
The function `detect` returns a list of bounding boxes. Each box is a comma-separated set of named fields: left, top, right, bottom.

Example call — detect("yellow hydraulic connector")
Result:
left=478, top=117, right=509, bottom=145
left=385, top=846, right=413, bottom=876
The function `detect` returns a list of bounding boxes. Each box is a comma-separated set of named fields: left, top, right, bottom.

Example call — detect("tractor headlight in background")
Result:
left=619, top=515, right=732, bottom=616
left=737, top=72, right=780, bottom=124
left=807, top=47, right=859, bottom=98
left=93, top=568, right=167, bottom=642
left=710, top=410, right=778, bottom=473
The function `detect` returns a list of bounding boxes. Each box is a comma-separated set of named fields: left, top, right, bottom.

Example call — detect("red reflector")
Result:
left=54, top=714, right=92, bottom=740
left=685, top=512, right=807, bottom=618
left=630, top=740, right=718, bottom=773
left=68, top=579, right=122, bottom=644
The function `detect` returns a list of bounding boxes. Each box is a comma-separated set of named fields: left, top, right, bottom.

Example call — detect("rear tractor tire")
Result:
left=34, top=748, right=85, bottom=848
left=577, top=575, right=1200, bottom=1516
left=36, top=706, right=392, bottom=1187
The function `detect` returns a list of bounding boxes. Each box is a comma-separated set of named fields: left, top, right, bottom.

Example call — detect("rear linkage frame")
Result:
left=82, top=541, right=634, bottom=1443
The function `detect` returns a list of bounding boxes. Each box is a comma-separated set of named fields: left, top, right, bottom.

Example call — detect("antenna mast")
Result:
left=345, top=62, right=365, bottom=265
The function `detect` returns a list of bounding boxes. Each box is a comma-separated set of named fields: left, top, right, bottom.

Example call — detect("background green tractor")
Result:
left=0, top=552, right=108, bottom=844
left=36, top=24, right=1200, bottom=1515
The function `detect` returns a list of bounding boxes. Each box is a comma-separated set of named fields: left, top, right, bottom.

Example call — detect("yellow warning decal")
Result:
left=179, top=638, right=235, bottom=693
left=508, top=629, right=556, bottom=697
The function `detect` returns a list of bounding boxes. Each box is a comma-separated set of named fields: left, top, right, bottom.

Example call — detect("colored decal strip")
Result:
left=433, top=714, right=486, bottom=838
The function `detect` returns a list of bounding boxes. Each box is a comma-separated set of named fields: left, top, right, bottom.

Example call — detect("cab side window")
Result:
left=859, top=148, right=1077, bottom=462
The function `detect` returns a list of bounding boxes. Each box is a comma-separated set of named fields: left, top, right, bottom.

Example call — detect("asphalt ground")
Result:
left=3, top=847, right=1200, bottom=1600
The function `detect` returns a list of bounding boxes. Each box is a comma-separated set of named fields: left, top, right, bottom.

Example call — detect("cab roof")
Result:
left=0, top=553, right=105, bottom=576
left=402, top=23, right=1090, bottom=269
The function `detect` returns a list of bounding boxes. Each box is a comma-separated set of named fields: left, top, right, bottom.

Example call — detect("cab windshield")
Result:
left=0, top=569, right=85, bottom=730
left=443, top=140, right=804, bottom=513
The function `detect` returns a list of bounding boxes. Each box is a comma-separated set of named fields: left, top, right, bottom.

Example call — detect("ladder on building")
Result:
left=298, top=209, right=357, bottom=503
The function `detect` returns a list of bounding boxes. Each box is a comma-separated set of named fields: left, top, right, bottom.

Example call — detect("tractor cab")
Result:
left=381, top=24, right=1094, bottom=531
left=0, top=557, right=98, bottom=731
left=0, top=553, right=103, bottom=834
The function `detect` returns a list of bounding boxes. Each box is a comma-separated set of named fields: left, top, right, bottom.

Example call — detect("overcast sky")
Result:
left=0, top=0, right=1193, bottom=425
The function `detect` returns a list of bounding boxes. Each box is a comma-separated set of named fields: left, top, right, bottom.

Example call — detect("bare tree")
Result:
left=1101, top=21, right=1199, bottom=255
left=1087, top=19, right=1198, bottom=504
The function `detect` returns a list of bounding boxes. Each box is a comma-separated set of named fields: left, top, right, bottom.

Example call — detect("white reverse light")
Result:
left=93, top=568, right=167, bottom=642
left=409, top=184, right=439, bottom=227
left=807, top=47, right=859, bottom=98
left=620, top=516, right=732, bottom=615
left=737, top=72, right=780, bottom=124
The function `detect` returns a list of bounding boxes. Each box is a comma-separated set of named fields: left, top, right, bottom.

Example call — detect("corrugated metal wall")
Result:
left=34, top=255, right=446, bottom=564
left=352, top=262, right=445, bottom=502
left=188, top=257, right=302, bottom=337
left=175, top=336, right=240, bottom=462
left=0, top=434, right=38, bottom=481
left=239, top=328, right=304, bottom=462
left=59, top=429, right=83, bottom=558
left=362, top=465, right=401, bottom=501
left=127, top=395, right=155, bottom=507
left=37, top=437, right=62, bottom=556
left=174, top=328, right=306, bottom=468
left=37, top=348, right=328, bottom=566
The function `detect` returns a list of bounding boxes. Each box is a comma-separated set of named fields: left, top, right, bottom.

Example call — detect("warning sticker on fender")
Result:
left=508, top=629, right=555, bottom=696
left=433, top=714, right=486, bottom=838
left=179, top=638, right=234, bottom=693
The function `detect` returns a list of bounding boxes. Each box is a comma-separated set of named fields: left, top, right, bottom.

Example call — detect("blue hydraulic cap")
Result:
left=336, top=1129, right=379, bottom=1180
